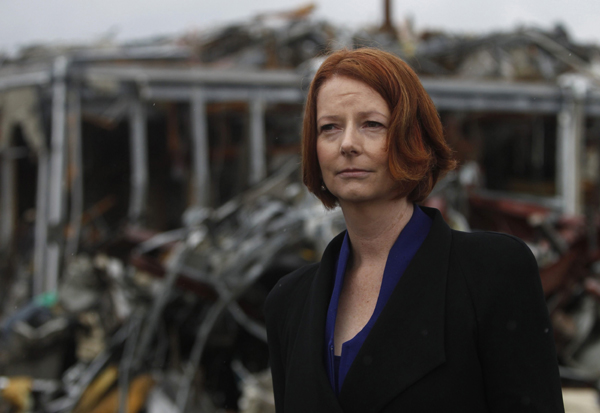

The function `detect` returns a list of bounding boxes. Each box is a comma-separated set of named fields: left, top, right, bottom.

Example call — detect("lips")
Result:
left=337, top=168, right=371, bottom=178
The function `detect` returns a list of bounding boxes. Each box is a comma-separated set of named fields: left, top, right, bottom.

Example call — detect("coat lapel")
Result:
left=285, top=232, right=345, bottom=412
left=339, top=207, right=451, bottom=413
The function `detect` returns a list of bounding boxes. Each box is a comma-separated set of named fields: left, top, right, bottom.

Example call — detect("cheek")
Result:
left=378, top=152, right=390, bottom=169
left=316, top=141, right=330, bottom=170
left=378, top=139, right=391, bottom=164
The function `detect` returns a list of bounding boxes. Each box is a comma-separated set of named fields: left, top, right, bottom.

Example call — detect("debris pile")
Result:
left=3, top=2, right=600, bottom=81
left=2, top=1, right=600, bottom=410
left=0, top=162, right=344, bottom=412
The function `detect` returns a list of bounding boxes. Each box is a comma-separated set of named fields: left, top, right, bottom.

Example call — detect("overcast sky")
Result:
left=1, top=0, right=599, bottom=55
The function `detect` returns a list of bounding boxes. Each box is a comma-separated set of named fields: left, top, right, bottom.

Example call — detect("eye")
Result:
left=319, top=124, right=337, bottom=133
left=365, top=121, right=384, bottom=128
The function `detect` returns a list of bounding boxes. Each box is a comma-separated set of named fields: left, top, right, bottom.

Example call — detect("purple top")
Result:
left=324, top=205, right=432, bottom=395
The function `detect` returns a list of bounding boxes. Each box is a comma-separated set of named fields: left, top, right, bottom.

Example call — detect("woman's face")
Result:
left=316, top=75, right=401, bottom=208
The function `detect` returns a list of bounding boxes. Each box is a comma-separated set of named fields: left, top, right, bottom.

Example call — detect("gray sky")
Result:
left=1, top=0, right=599, bottom=55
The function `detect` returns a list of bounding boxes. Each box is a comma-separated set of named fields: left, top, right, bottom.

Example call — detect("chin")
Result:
left=335, top=188, right=406, bottom=207
left=335, top=192, right=384, bottom=206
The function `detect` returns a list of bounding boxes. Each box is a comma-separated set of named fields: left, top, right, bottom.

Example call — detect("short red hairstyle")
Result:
left=302, top=48, right=456, bottom=209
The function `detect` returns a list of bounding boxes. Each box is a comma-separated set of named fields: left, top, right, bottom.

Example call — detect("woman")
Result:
left=265, top=48, right=564, bottom=412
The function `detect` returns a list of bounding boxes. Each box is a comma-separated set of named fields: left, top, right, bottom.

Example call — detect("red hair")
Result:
left=302, top=48, right=456, bottom=209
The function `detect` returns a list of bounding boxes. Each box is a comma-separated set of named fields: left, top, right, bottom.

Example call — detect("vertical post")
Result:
left=531, top=117, right=545, bottom=181
left=45, top=56, right=69, bottom=293
left=190, top=88, right=210, bottom=207
left=33, top=147, right=49, bottom=296
left=384, top=0, right=393, bottom=29
left=0, top=149, right=15, bottom=253
left=65, top=87, right=82, bottom=261
left=380, top=0, right=397, bottom=39
left=249, top=98, right=267, bottom=185
left=557, top=75, right=587, bottom=216
left=128, top=96, right=148, bottom=225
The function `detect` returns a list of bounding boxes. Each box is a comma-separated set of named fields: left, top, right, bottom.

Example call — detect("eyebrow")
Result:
left=316, top=111, right=389, bottom=124
left=358, top=111, right=388, bottom=118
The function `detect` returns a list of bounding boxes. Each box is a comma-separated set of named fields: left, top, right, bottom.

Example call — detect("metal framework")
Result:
left=1, top=61, right=599, bottom=295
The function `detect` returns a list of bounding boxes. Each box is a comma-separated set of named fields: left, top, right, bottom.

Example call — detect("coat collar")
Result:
left=340, top=206, right=451, bottom=412
left=285, top=229, right=346, bottom=412
left=286, top=206, right=451, bottom=412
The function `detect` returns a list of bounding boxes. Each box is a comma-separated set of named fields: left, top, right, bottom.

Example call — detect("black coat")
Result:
left=265, top=206, right=564, bottom=413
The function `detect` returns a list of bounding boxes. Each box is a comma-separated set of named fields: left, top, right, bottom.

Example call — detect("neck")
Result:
left=340, top=198, right=414, bottom=267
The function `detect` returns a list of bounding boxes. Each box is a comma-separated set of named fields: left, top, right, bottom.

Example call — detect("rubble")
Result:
left=0, top=158, right=344, bottom=411
left=2, top=1, right=600, bottom=411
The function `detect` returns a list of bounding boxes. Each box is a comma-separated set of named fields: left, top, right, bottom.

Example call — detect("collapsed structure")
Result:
left=1, top=2, right=600, bottom=411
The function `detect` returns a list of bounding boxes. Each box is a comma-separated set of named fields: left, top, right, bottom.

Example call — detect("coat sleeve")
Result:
left=460, top=232, right=564, bottom=412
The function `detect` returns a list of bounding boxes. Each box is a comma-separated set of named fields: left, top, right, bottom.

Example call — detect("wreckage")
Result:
left=0, top=159, right=344, bottom=412
left=2, top=1, right=600, bottom=411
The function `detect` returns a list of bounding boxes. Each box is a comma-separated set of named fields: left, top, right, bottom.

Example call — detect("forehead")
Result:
left=316, top=75, right=387, bottom=114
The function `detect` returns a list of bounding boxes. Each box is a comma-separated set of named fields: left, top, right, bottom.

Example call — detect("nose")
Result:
left=339, top=127, right=361, bottom=156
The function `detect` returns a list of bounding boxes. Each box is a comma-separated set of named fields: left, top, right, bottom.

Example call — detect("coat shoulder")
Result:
left=451, top=229, right=537, bottom=278
left=452, top=229, right=533, bottom=257
left=450, top=229, right=544, bottom=318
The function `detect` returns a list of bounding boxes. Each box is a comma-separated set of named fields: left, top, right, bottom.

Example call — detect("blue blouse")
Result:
left=324, top=205, right=432, bottom=395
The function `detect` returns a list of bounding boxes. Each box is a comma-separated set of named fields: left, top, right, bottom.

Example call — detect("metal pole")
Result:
left=532, top=117, right=545, bottom=181
left=128, top=96, right=148, bottom=225
left=33, top=147, right=49, bottom=296
left=0, top=150, right=15, bottom=254
left=190, top=88, right=210, bottom=207
left=65, top=88, right=83, bottom=261
left=45, top=56, right=69, bottom=292
left=557, top=75, right=587, bottom=216
left=0, top=145, right=15, bottom=253
left=381, top=0, right=395, bottom=35
left=249, top=98, right=267, bottom=185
